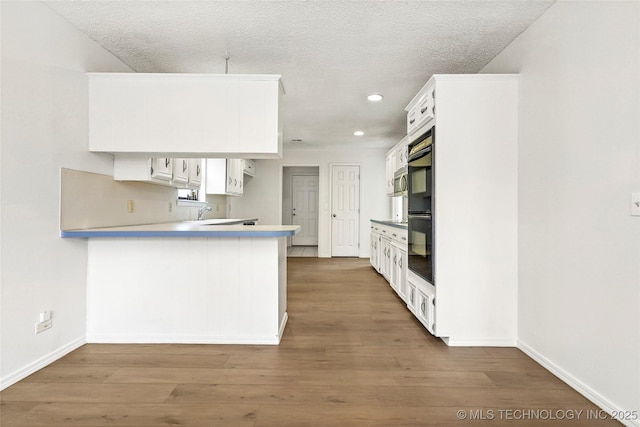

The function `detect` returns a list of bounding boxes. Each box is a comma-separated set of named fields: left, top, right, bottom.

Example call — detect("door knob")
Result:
left=332, top=214, right=336, bottom=217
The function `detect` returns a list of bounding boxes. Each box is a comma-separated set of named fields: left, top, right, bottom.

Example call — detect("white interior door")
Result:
left=331, top=165, right=360, bottom=257
left=291, top=175, right=319, bottom=246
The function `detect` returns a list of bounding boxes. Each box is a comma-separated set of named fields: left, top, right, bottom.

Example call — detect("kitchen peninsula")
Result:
left=62, top=221, right=300, bottom=345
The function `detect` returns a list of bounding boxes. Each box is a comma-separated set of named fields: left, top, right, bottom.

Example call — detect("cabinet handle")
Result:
left=150, top=164, right=154, bottom=175
left=402, top=237, right=407, bottom=241
left=392, top=233, right=397, bottom=237
left=420, top=107, right=427, bottom=114
left=229, top=177, right=232, bottom=185
left=165, top=158, right=170, bottom=168
left=399, top=258, right=402, bottom=268
left=183, top=160, right=187, bottom=172
left=409, top=119, right=415, bottom=124
left=196, top=164, right=201, bottom=175
left=421, top=302, right=426, bottom=315
left=393, top=255, right=397, bottom=264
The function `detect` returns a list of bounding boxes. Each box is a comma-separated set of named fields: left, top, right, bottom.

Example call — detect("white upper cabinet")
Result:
left=406, top=79, right=435, bottom=135
left=242, top=159, right=256, bottom=177
left=206, top=158, right=244, bottom=196
left=113, top=156, right=202, bottom=188
left=385, top=150, right=396, bottom=195
left=172, top=158, right=190, bottom=186
left=88, top=73, right=283, bottom=159
left=188, top=159, right=203, bottom=188
left=395, top=136, right=408, bottom=170
left=150, top=157, right=173, bottom=182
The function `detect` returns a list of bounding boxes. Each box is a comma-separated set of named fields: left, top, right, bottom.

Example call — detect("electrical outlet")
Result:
left=35, top=319, right=52, bottom=334
left=127, top=200, right=134, bottom=213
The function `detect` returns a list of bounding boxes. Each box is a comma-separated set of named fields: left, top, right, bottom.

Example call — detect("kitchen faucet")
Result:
left=197, top=205, right=212, bottom=220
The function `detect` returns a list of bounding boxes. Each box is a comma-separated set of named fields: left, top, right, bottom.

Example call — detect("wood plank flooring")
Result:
left=287, top=246, right=318, bottom=257
left=1, top=258, right=618, bottom=426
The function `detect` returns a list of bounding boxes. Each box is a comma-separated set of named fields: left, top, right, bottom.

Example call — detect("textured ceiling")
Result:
left=44, top=0, right=554, bottom=150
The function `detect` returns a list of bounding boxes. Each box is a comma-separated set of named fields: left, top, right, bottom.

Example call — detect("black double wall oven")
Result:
left=407, top=126, right=434, bottom=285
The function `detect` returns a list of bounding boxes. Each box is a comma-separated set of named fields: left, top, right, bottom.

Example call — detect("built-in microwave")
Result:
left=393, top=168, right=408, bottom=196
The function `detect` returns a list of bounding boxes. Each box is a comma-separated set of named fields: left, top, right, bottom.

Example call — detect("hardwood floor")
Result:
left=1, top=258, right=617, bottom=426
left=287, top=246, right=318, bottom=257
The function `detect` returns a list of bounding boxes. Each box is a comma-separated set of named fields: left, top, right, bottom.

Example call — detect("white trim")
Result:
left=0, top=336, right=86, bottom=391
left=278, top=312, right=289, bottom=343
left=441, top=336, right=518, bottom=347
left=518, top=339, right=639, bottom=427
left=86, top=335, right=281, bottom=345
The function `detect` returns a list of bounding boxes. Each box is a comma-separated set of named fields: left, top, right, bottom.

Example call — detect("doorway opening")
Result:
left=282, top=166, right=320, bottom=258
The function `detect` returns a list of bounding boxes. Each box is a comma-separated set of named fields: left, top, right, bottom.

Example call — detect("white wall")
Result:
left=482, top=1, right=640, bottom=418
left=0, top=2, right=132, bottom=388
left=229, top=147, right=390, bottom=258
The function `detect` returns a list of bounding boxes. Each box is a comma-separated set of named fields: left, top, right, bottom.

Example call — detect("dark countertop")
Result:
left=370, top=219, right=408, bottom=230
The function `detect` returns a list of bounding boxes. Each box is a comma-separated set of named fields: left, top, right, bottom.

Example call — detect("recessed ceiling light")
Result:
left=354, top=131, right=364, bottom=136
left=367, top=94, right=383, bottom=102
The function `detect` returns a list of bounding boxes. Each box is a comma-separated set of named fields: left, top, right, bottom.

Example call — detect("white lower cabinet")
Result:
left=416, top=284, right=436, bottom=335
left=369, top=231, right=380, bottom=272
left=380, top=237, right=391, bottom=282
left=406, top=281, right=417, bottom=315
left=370, top=221, right=408, bottom=301
left=394, top=243, right=407, bottom=302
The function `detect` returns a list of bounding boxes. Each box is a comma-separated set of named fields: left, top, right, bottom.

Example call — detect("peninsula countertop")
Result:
left=61, top=218, right=300, bottom=238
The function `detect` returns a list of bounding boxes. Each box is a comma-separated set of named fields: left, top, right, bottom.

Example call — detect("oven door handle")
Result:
left=408, top=214, right=432, bottom=220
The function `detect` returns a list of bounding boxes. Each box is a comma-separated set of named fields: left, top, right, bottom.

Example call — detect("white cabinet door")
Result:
left=389, top=244, right=399, bottom=292
left=385, top=151, right=395, bottom=195
left=243, top=159, right=256, bottom=177
left=370, top=231, right=379, bottom=271
left=188, top=159, right=202, bottom=188
left=396, top=138, right=408, bottom=169
left=172, top=158, right=189, bottom=186
left=206, top=158, right=243, bottom=196
left=380, top=237, right=391, bottom=281
left=150, top=157, right=173, bottom=181
left=227, top=159, right=244, bottom=195
left=397, top=248, right=407, bottom=302
left=406, top=281, right=417, bottom=314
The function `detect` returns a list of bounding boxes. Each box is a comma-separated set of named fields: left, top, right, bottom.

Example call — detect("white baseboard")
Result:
left=442, top=336, right=517, bottom=347
left=518, top=339, right=639, bottom=427
left=277, top=312, right=289, bottom=343
left=0, top=336, right=86, bottom=391
left=86, top=334, right=281, bottom=345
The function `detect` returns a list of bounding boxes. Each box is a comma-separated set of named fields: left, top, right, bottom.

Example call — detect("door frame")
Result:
left=329, top=163, right=361, bottom=258
left=280, top=164, right=321, bottom=250
left=290, top=173, right=319, bottom=246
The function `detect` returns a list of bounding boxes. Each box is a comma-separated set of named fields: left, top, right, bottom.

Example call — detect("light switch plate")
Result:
left=631, top=193, right=640, bottom=216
